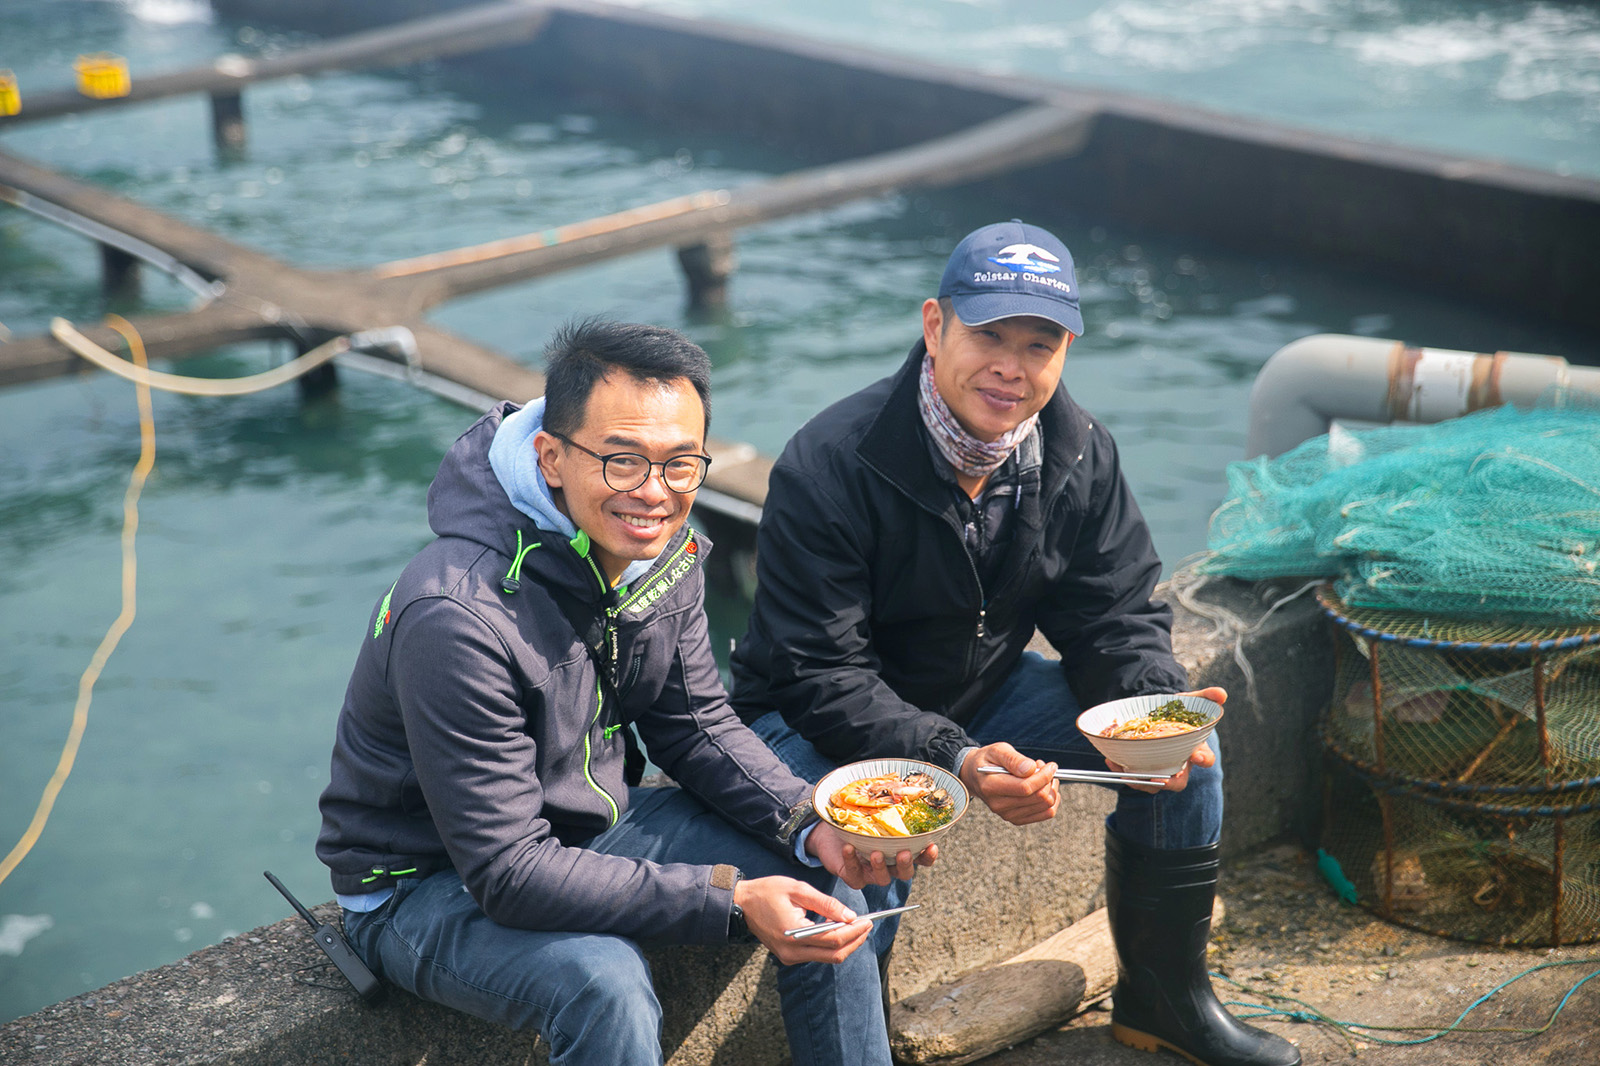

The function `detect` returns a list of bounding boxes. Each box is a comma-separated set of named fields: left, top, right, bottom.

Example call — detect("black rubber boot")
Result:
left=1105, top=826, right=1301, bottom=1066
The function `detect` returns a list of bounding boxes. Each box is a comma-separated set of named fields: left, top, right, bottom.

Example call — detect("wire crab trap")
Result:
left=1317, top=587, right=1600, bottom=946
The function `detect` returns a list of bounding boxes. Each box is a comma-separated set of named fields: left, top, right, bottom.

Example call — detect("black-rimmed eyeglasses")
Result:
left=550, top=432, right=712, bottom=494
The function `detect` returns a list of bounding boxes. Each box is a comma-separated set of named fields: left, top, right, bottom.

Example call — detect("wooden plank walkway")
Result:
left=0, top=1, right=1093, bottom=519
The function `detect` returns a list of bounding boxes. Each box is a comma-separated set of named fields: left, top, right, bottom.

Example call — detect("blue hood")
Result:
left=488, top=399, right=657, bottom=588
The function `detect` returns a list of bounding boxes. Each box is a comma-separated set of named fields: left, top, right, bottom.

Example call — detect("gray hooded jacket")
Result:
left=317, top=402, right=809, bottom=943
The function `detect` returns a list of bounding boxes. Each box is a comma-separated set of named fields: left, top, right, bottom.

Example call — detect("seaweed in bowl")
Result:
left=1077, top=694, right=1223, bottom=776
left=1100, top=698, right=1211, bottom=739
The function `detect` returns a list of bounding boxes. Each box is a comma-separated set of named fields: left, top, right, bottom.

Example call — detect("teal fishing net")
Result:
left=1195, top=399, right=1600, bottom=624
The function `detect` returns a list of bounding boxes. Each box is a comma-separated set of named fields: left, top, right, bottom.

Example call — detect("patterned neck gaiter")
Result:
left=916, top=352, right=1039, bottom=480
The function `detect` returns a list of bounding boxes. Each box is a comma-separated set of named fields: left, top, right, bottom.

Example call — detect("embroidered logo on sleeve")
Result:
left=373, top=581, right=397, bottom=639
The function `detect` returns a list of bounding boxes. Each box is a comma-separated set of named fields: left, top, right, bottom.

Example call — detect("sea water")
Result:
left=1, top=0, right=1596, bottom=1023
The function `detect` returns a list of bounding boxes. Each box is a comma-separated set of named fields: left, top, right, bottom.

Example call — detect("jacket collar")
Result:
left=510, top=516, right=702, bottom=614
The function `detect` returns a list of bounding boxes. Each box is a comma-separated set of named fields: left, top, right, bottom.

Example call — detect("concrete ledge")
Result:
left=1168, top=575, right=1334, bottom=856
left=0, top=577, right=1334, bottom=1065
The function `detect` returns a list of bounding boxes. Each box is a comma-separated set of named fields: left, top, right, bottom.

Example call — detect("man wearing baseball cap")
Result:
left=730, top=221, right=1299, bottom=1066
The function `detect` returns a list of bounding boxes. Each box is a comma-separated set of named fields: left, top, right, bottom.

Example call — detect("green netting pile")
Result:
left=1195, top=398, right=1600, bottom=624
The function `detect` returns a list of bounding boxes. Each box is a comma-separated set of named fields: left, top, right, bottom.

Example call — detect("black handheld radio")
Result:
left=263, top=870, right=384, bottom=1003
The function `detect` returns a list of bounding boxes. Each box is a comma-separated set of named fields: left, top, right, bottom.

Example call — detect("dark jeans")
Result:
left=344, top=787, right=890, bottom=1066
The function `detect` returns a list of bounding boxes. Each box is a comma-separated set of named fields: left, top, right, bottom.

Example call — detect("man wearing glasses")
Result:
left=317, top=318, right=917, bottom=1066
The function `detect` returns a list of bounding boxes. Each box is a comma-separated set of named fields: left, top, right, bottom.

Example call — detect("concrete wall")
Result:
left=0, top=577, right=1334, bottom=1066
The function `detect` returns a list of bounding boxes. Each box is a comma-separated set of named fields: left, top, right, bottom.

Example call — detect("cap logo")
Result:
left=987, top=243, right=1061, bottom=274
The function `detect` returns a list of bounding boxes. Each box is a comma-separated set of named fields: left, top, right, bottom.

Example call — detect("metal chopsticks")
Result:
left=785, top=903, right=921, bottom=939
left=977, top=764, right=1173, bottom=786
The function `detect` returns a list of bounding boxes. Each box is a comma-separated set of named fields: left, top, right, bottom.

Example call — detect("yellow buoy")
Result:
left=74, top=53, right=131, bottom=99
left=0, top=70, right=20, bottom=116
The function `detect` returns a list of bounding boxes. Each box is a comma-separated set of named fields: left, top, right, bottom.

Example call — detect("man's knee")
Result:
left=550, top=938, right=657, bottom=1006
left=539, top=939, right=662, bottom=1052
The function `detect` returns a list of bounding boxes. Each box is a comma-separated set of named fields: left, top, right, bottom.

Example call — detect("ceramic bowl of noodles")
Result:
left=813, top=759, right=969, bottom=856
left=1076, top=694, right=1223, bottom=776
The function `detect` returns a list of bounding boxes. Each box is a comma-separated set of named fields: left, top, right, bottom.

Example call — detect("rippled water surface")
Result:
left=1, top=0, right=1595, bottom=1023
left=628, top=0, right=1600, bottom=178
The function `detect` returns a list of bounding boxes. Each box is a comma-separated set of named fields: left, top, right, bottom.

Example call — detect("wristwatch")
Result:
left=777, top=799, right=821, bottom=847
left=726, top=870, right=757, bottom=944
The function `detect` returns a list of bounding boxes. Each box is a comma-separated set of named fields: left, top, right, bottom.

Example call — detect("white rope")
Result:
left=51, top=316, right=350, bottom=397
left=1167, top=555, right=1322, bottom=712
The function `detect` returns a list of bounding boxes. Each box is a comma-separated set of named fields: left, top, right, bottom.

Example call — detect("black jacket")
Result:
left=318, top=403, right=809, bottom=944
left=730, top=342, right=1187, bottom=772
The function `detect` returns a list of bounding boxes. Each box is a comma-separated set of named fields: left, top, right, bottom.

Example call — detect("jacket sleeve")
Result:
left=389, top=596, right=734, bottom=943
left=634, top=575, right=812, bottom=849
left=747, top=456, right=979, bottom=772
left=1032, top=429, right=1189, bottom=708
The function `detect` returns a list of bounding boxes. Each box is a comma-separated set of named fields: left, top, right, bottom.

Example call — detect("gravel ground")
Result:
left=979, top=843, right=1600, bottom=1066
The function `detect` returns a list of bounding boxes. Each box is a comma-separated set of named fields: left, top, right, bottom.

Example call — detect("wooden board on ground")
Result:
left=889, top=898, right=1225, bottom=1066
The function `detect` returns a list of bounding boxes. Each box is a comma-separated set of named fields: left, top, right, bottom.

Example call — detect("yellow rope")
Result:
left=50, top=316, right=350, bottom=397
left=0, top=314, right=154, bottom=888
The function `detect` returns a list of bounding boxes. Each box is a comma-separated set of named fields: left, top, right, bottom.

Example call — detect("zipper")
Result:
left=958, top=537, right=987, bottom=679
left=963, top=596, right=987, bottom=678
left=572, top=533, right=621, bottom=825
left=877, top=495, right=991, bottom=681
left=582, top=675, right=620, bottom=826
left=573, top=537, right=624, bottom=680
left=577, top=542, right=609, bottom=594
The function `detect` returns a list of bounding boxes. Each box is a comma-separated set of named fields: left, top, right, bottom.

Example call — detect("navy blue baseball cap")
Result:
left=938, top=220, right=1083, bottom=337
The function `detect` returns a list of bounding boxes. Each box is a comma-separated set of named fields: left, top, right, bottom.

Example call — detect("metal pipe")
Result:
left=0, top=182, right=223, bottom=302
left=1245, top=334, right=1600, bottom=458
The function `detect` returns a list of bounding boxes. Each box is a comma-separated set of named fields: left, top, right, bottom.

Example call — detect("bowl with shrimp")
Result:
left=1076, top=694, right=1223, bottom=776
left=812, top=759, right=969, bottom=856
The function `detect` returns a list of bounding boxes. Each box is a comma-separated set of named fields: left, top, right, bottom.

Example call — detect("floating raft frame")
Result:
left=2, top=0, right=1598, bottom=534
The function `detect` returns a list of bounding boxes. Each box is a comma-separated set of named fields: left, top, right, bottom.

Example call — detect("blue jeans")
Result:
left=343, top=787, right=889, bottom=1066
left=750, top=652, right=1226, bottom=953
